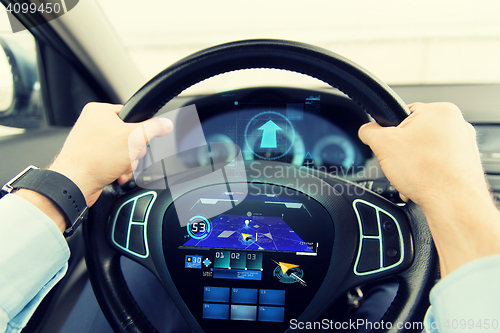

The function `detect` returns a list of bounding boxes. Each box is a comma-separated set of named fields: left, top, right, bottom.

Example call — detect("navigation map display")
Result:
left=182, top=214, right=314, bottom=253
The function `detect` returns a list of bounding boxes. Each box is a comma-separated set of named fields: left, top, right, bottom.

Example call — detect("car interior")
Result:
left=1, top=1, right=500, bottom=332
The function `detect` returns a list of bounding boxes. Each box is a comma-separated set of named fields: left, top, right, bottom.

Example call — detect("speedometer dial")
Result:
left=197, top=134, right=237, bottom=166
left=312, top=135, right=356, bottom=168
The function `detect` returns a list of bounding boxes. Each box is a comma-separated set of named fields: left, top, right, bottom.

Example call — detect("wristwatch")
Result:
left=1, top=165, right=88, bottom=237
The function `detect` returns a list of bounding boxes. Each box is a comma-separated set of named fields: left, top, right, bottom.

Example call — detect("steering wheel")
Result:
left=83, top=39, right=438, bottom=333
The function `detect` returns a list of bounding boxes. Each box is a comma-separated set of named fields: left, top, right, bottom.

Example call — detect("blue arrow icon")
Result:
left=259, top=120, right=282, bottom=148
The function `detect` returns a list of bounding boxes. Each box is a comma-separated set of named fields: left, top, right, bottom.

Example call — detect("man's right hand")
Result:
left=358, top=102, right=500, bottom=277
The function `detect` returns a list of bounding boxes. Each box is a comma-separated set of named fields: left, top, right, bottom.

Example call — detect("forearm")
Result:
left=422, top=188, right=500, bottom=277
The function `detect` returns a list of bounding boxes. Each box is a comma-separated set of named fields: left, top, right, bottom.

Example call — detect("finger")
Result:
left=408, top=102, right=424, bottom=113
left=127, top=117, right=173, bottom=160
left=118, top=173, right=133, bottom=185
left=358, top=122, right=384, bottom=146
left=131, top=158, right=139, bottom=171
left=140, top=117, right=174, bottom=143
left=110, top=104, right=124, bottom=115
left=137, top=144, right=148, bottom=160
left=399, top=193, right=410, bottom=203
left=117, top=157, right=141, bottom=184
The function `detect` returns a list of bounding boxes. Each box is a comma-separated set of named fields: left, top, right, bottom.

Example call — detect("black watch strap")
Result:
left=1, top=165, right=88, bottom=237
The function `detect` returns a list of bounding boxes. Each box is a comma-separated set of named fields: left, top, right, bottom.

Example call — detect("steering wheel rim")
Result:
left=118, top=39, right=408, bottom=126
left=83, top=39, right=438, bottom=333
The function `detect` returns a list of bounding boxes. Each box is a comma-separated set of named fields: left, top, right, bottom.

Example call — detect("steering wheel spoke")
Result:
left=108, top=189, right=160, bottom=272
left=325, top=176, right=415, bottom=282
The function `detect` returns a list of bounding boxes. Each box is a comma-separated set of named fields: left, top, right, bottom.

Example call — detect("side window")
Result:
left=0, top=11, right=45, bottom=136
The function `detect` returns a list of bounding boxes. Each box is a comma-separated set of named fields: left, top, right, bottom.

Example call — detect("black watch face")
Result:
left=163, top=183, right=334, bottom=333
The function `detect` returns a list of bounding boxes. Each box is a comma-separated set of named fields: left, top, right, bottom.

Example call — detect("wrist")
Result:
left=4, top=166, right=90, bottom=235
left=14, top=189, right=67, bottom=233
left=49, top=160, right=95, bottom=206
left=420, top=183, right=496, bottom=223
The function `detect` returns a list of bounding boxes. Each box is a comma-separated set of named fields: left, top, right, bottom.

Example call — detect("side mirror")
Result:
left=0, top=37, right=42, bottom=128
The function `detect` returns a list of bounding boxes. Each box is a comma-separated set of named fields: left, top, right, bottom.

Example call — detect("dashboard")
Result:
left=176, top=87, right=373, bottom=171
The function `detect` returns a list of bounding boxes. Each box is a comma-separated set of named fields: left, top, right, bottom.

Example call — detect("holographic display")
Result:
left=182, top=214, right=314, bottom=253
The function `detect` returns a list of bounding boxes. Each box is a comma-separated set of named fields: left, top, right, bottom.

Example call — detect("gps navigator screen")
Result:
left=182, top=214, right=314, bottom=253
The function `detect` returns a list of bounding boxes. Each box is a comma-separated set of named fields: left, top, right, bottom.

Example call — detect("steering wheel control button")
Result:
left=354, top=201, right=379, bottom=236
left=380, top=212, right=402, bottom=267
left=352, top=199, right=405, bottom=275
left=384, top=248, right=400, bottom=267
left=387, top=248, right=398, bottom=258
left=356, top=239, right=381, bottom=273
left=203, top=303, right=229, bottom=320
left=113, top=202, right=133, bottom=248
left=111, top=191, right=157, bottom=258
left=132, top=194, right=153, bottom=222
left=204, top=287, right=230, bottom=303
left=372, top=180, right=386, bottom=195
left=128, top=225, right=146, bottom=255
left=356, top=179, right=404, bottom=203
left=383, top=220, right=395, bottom=232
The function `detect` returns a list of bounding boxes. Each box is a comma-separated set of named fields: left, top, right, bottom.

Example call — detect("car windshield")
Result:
left=96, top=0, right=500, bottom=91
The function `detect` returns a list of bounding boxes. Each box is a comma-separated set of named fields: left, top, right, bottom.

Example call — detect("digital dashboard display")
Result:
left=177, top=91, right=365, bottom=171
left=163, top=183, right=334, bottom=332
left=181, top=214, right=314, bottom=253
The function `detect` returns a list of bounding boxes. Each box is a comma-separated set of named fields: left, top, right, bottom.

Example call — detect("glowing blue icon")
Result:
left=259, top=120, right=282, bottom=149
left=185, top=255, right=203, bottom=269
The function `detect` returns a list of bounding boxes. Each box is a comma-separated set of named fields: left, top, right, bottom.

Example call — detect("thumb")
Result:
left=358, top=122, right=385, bottom=146
left=141, top=117, right=174, bottom=142
left=127, top=117, right=173, bottom=160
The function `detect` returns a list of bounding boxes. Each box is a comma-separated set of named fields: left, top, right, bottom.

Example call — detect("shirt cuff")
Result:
left=3, top=264, right=68, bottom=333
left=425, top=254, right=500, bottom=333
